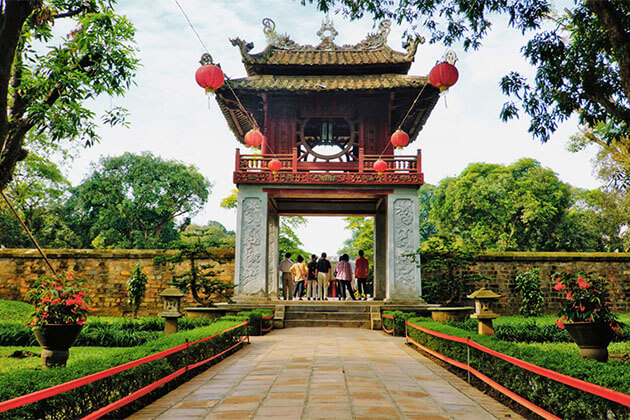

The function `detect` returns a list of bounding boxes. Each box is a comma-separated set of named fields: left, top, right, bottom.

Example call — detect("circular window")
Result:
left=299, top=117, right=357, bottom=160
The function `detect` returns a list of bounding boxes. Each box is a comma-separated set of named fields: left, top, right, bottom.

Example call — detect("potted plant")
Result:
left=553, top=271, right=622, bottom=362
left=26, top=271, right=91, bottom=368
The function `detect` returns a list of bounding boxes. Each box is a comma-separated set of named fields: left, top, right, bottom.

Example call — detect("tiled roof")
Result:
left=230, top=18, right=421, bottom=76
left=242, top=46, right=415, bottom=67
left=221, top=74, right=429, bottom=92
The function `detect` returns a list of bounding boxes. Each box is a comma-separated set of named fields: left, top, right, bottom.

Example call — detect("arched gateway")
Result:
left=214, top=18, right=440, bottom=303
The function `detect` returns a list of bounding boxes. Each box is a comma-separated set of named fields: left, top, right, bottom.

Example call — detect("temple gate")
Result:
left=214, top=18, right=441, bottom=303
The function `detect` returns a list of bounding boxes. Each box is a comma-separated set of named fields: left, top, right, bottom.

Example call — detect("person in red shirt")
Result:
left=355, top=250, right=370, bottom=300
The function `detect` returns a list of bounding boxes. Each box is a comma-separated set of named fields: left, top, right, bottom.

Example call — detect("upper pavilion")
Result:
left=215, top=17, right=441, bottom=186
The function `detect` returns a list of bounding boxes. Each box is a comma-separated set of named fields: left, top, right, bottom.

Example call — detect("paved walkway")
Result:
left=127, top=328, right=524, bottom=420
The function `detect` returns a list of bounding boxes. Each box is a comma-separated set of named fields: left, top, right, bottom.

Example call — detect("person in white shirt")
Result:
left=278, top=253, right=294, bottom=300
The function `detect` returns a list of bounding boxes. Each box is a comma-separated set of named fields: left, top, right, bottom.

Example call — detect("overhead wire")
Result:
left=172, top=0, right=261, bottom=136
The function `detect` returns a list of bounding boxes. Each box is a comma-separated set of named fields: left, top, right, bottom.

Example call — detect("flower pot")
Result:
left=564, top=322, right=613, bottom=362
left=33, top=324, right=83, bottom=368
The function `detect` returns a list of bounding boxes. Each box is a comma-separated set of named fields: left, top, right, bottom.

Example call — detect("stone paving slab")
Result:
left=127, top=328, right=525, bottom=420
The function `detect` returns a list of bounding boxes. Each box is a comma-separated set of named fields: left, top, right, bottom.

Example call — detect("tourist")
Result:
left=306, top=254, right=318, bottom=300
left=355, top=250, right=369, bottom=300
left=290, top=255, right=308, bottom=300
left=316, top=252, right=331, bottom=300
left=279, top=252, right=294, bottom=300
left=337, top=254, right=356, bottom=300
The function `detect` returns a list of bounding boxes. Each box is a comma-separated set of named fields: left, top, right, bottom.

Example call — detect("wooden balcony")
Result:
left=233, top=147, right=423, bottom=185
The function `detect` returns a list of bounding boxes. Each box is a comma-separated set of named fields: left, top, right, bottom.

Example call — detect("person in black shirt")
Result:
left=316, top=252, right=332, bottom=300
left=306, top=254, right=318, bottom=300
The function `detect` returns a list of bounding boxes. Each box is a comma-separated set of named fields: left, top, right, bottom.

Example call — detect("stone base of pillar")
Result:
left=384, top=297, right=427, bottom=305
left=232, top=295, right=272, bottom=304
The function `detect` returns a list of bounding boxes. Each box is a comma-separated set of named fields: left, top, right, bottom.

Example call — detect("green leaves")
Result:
left=427, top=158, right=593, bottom=251
left=514, top=268, right=544, bottom=316
left=68, top=152, right=212, bottom=249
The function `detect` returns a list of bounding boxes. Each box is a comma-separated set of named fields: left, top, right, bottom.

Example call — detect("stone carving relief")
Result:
left=393, top=198, right=417, bottom=296
left=239, top=197, right=264, bottom=293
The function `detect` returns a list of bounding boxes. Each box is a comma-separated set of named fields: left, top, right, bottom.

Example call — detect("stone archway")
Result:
left=233, top=184, right=422, bottom=303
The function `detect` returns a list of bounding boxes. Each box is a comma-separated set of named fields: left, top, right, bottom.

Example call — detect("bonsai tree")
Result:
left=418, top=235, right=490, bottom=305
left=154, top=233, right=234, bottom=306
left=126, top=264, right=148, bottom=317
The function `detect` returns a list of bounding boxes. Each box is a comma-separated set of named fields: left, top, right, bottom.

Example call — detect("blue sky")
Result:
left=66, top=0, right=600, bottom=254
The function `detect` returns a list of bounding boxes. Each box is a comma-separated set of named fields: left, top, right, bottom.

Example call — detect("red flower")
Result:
left=579, top=306, right=586, bottom=312
left=554, top=282, right=566, bottom=291
left=555, top=319, right=565, bottom=329
left=566, top=291, right=573, bottom=300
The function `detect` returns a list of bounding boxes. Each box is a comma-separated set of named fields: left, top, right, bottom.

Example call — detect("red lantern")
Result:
left=268, top=159, right=282, bottom=174
left=390, top=130, right=410, bottom=149
left=195, top=64, right=224, bottom=93
left=374, top=159, right=387, bottom=175
left=429, top=62, right=459, bottom=93
left=244, top=129, right=264, bottom=149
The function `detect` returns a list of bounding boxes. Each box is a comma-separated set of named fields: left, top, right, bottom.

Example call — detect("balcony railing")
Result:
left=234, top=147, right=423, bottom=185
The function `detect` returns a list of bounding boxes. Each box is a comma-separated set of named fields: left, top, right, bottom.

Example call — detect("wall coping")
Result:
left=1, top=249, right=628, bottom=262
left=472, top=251, right=630, bottom=262
left=0, top=248, right=235, bottom=260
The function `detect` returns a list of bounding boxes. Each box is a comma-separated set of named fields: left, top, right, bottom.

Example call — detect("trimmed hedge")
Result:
left=237, top=310, right=273, bottom=336
left=382, top=311, right=418, bottom=336
left=0, top=317, right=225, bottom=347
left=0, top=320, right=247, bottom=420
left=406, top=317, right=630, bottom=419
left=447, top=317, right=627, bottom=343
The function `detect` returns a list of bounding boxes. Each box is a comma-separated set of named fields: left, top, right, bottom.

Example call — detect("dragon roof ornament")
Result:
left=230, top=17, right=423, bottom=58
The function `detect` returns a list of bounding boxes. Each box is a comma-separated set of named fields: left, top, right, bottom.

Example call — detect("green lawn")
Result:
left=0, top=346, right=124, bottom=373
left=0, top=299, right=32, bottom=324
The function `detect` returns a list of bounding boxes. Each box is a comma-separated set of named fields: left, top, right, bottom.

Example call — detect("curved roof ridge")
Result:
left=230, top=17, right=424, bottom=75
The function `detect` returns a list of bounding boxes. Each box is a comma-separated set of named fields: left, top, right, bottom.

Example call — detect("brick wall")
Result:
left=1, top=250, right=628, bottom=316
left=422, top=252, right=630, bottom=314
left=0, top=249, right=235, bottom=317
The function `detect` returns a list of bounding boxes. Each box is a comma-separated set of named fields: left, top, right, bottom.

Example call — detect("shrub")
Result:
left=447, top=317, right=626, bottom=343
left=406, top=318, right=630, bottom=419
left=0, top=317, right=229, bottom=347
left=0, top=320, right=247, bottom=420
left=126, top=264, right=148, bottom=317
left=237, top=310, right=273, bottom=336
left=514, top=268, right=544, bottom=316
left=382, top=311, right=416, bottom=336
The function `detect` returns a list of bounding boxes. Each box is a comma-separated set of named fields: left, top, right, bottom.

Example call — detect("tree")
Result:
left=279, top=216, right=309, bottom=258
left=339, top=217, right=374, bottom=262
left=68, top=152, right=211, bottom=249
left=181, top=221, right=236, bottom=249
left=429, top=158, right=602, bottom=251
left=0, top=132, right=80, bottom=248
left=306, top=1, right=630, bottom=167
left=0, top=0, right=138, bottom=192
left=153, top=232, right=233, bottom=306
left=418, top=183, right=437, bottom=245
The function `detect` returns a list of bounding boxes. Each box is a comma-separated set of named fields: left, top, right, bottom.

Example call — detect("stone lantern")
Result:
left=159, top=287, right=185, bottom=335
left=467, top=287, right=501, bottom=336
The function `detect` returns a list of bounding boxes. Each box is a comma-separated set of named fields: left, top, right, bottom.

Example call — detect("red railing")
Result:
left=405, top=320, right=630, bottom=419
left=0, top=322, right=249, bottom=418
left=235, top=147, right=422, bottom=175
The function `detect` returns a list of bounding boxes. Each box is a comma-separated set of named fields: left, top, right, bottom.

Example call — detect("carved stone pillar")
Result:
left=234, top=185, right=269, bottom=301
left=386, top=187, right=422, bottom=302
left=267, top=210, right=280, bottom=300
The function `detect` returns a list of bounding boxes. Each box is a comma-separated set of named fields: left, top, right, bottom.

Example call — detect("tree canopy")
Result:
left=305, top=0, right=630, bottom=182
left=0, top=0, right=138, bottom=192
left=68, top=152, right=211, bottom=249
left=427, top=158, right=609, bottom=251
